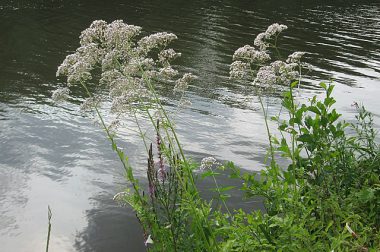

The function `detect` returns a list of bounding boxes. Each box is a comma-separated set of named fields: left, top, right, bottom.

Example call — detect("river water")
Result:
left=1, top=0, right=379, bottom=251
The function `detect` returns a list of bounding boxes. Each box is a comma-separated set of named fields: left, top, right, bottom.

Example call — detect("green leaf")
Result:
left=357, top=188, right=375, bottom=202
left=324, top=97, right=336, bottom=107
left=298, top=134, right=313, bottom=143
left=308, top=106, right=321, bottom=115
left=319, top=82, right=327, bottom=90
left=218, top=186, right=236, bottom=192
left=271, top=116, right=279, bottom=121
left=279, top=123, right=288, bottom=131
left=291, top=81, right=298, bottom=88
left=201, top=170, right=220, bottom=178
left=327, top=84, right=335, bottom=97
left=325, top=220, right=334, bottom=232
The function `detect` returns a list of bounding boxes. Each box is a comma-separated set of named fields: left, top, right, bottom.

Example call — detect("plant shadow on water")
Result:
left=74, top=192, right=146, bottom=252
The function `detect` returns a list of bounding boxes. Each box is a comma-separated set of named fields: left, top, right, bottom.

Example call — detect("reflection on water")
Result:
left=1, top=0, right=380, bottom=251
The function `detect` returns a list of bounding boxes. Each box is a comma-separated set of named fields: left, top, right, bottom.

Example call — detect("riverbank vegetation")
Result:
left=54, top=21, right=380, bottom=251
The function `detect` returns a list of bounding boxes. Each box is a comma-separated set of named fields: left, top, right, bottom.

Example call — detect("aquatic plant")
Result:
left=55, top=21, right=380, bottom=251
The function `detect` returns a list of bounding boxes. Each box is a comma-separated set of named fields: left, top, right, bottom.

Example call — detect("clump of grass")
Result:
left=54, top=21, right=379, bottom=251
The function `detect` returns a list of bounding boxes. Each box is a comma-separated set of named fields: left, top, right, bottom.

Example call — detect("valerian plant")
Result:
left=55, top=19, right=219, bottom=251
left=222, top=23, right=380, bottom=251
left=54, top=21, right=379, bottom=251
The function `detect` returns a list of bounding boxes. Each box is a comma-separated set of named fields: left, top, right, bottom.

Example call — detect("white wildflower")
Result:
left=100, top=69, right=124, bottom=86
left=233, top=45, right=256, bottom=61
left=254, top=66, right=277, bottom=86
left=254, top=32, right=267, bottom=50
left=52, top=87, right=70, bottom=102
left=110, top=84, right=149, bottom=113
left=233, top=45, right=271, bottom=63
left=57, top=48, right=96, bottom=86
left=230, top=23, right=305, bottom=88
left=286, top=71, right=300, bottom=80
left=110, top=95, right=137, bottom=113
left=286, top=51, right=306, bottom=63
left=137, top=58, right=155, bottom=70
left=253, top=24, right=287, bottom=50
left=264, top=23, right=288, bottom=38
left=144, top=70, right=159, bottom=79
left=66, top=60, right=92, bottom=85
left=178, top=98, right=192, bottom=108
left=174, top=73, right=197, bottom=93
left=109, top=77, right=144, bottom=98
left=123, top=57, right=155, bottom=75
left=80, top=20, right=107, bottom=46
left=108, top=119, right=120, bottom=133
left=158, top=66, right=178, bottom=79
left=137, top=32, right=178, bottom=54
left=254, top=61, right=300, bottom=86
left=200, top=157, right=218, bottom=171
left=158, top=48, right=181, bottom=65
left=284, top=62, right=299, bottom=70
left=80, top=97, right=100, bottom=111
left=104, top=20, right=141, bottom=49
left=230, top=61, right=251, bottom=79
left=276, top=61, right=300, bottom=83
left=56, top=20, right=187, bottom=116
left=255, top=50, right=271, bottom=62
left=102, top=50, right=123, bottom=71
left=76, top=43, right=104, bottom=66
left=113, top=191, right=127, bottom=201
left=303, top=62, right=313, bottom=72
left=271, top=60, right=286, bottom=72
left=56, top=53, right=80, bottom=77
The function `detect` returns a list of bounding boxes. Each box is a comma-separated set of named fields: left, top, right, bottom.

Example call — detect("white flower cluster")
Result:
left=174, top=73, right=198, bottom=94
left=80, top=96, right=101, bottom=111
left=137, top=32, right=178, bottom=55
left=230, top=61, right=251, bottom=79
left=158, top=48, right=181, bottom=66
left=159, top=66, right=179, bottom=79
left=113, top=191, right=128, bottom=202
left=52, top=87, right=70, bottom=101
left=254, top=61, right=299, bottom=87
left=199, top=156, right=218, bottom=171
left=232, top=45, right=270, bottom=63
left=230, top=23, right=310, bottom=88
left=55, top=20, right=196, bottom=113
left=254, top=23, right=288, bottom=50
left=286, top=51, right=306, bottom=63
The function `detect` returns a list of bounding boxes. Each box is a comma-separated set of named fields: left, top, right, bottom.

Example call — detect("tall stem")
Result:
left=258, top=95, right=275, bottom=164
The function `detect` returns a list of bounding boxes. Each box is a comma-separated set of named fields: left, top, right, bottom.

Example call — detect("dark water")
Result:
left=1, top=0, right=380, bottom=251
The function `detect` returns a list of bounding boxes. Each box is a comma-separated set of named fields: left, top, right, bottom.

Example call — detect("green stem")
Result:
left=258, top=95, right=275, bottom=164
left=46, top=206, right=52, bottom=252
left=133, top=112, right=149, bottom=154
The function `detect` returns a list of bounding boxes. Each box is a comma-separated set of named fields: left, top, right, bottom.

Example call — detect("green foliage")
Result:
left=118, top=81, right=380, bottom=251
left=214, top=83, right=380, bottom=251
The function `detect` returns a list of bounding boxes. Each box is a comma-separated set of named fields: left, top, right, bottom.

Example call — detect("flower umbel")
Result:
left=230, top=23, right=310, bottom=89
left=200, top=156, right=219, bottom=171
left=52, top=87, right=70, bottom=102
left=55, top=20, right=194, bottom=117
